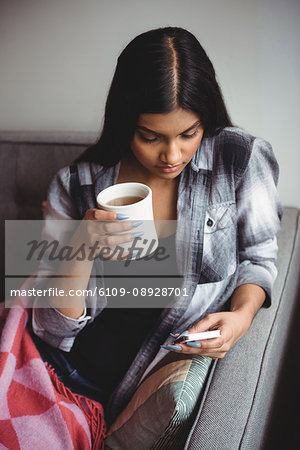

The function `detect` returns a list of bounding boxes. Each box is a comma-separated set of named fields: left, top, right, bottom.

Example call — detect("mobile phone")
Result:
left=175, top=330, right=221, bottom=343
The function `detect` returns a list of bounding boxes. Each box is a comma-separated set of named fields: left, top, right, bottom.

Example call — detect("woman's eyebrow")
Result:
left=136, top=120, right=201, bottom=137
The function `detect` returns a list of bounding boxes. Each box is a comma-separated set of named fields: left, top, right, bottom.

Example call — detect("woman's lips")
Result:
left=156, top=164, right=183, bottom=173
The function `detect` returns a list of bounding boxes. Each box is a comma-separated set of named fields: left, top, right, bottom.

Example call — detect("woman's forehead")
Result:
left=137, top=108, right=201, bottom=133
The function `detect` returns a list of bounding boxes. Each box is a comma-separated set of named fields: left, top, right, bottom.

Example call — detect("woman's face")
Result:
left=130, top=108, right=204, bottom=180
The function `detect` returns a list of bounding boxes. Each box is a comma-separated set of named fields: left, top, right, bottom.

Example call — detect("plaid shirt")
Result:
left=32, top=127, right=282, bottom=424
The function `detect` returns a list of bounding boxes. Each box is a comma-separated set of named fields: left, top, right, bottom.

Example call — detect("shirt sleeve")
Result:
left=235, top=137, right=283, bottom=307
left=32, top=166, right=97, bottom=351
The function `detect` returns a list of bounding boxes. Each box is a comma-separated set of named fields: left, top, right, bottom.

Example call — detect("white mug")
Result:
left=96, top=182, right=158, bottom=259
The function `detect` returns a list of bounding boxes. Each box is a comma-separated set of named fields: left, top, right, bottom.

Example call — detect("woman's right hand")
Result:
left=80, top=208, right=140, bottom=260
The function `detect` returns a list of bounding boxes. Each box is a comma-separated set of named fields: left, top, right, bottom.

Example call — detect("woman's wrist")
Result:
left=230, top=283, right=266, bottom=324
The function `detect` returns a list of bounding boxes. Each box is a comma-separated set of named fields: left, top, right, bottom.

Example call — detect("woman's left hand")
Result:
left=166, top=310, right=252, bottom=359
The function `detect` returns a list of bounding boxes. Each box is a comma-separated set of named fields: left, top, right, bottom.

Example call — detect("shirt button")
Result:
left=207, top=218, right=214, bottom=227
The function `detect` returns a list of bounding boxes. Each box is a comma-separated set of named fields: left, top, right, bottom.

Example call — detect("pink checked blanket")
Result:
left=0, top=280, right=106, bottom=449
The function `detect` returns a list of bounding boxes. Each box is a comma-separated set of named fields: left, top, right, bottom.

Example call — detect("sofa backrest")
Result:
left=0, top=132, right=97, bottom=300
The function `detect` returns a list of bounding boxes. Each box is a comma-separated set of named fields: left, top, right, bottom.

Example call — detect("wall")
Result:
left=0, top=0, right=299, bottom=206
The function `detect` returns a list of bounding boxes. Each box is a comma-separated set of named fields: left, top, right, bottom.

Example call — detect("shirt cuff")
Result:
left=53, top=305, right=92, bottom=323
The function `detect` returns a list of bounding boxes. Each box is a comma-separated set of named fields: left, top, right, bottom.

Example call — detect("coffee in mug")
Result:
left=106, top=196, right=144, bottom=206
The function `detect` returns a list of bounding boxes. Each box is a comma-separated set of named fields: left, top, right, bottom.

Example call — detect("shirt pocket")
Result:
left=199, top=202, right=237, bottom=283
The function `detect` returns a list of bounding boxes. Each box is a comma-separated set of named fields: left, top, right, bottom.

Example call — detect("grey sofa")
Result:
left=1, top=132, right=299, bottom=449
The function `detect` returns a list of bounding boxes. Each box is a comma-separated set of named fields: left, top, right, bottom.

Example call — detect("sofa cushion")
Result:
left=105, top=352, right=212, bottom=450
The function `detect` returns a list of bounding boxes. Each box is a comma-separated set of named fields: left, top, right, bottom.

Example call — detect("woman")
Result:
left=32, top=27, right=282, bottom=424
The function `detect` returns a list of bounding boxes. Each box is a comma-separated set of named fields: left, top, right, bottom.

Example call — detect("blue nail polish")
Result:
left=160, top=344, right=181, bottom=351
left=132, top=220, right=143, bottom=228
left=177, top=330, right=188, bottom=339
left=186, top=342, right=201, bottom=348
left=169, top=332, right=178, bottom=338
left=133, top=231, right=144, bottom=238
left=117, top=213, right=130, bottom=220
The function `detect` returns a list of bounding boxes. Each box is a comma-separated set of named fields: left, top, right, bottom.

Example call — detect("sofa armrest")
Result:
left=184, top=207, right=300, bottom=450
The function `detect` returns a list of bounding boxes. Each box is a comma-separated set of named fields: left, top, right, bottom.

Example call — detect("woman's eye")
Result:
left=181, top=130, right=199, bottom=139
left=139, top=135, right=158, bottom=143
left=138, top=129, right=199, bottom=143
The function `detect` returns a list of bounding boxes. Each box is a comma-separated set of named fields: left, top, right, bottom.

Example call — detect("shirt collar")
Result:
left=191, top=134, right=214, bottom=172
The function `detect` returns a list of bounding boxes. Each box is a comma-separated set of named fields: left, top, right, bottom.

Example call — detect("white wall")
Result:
left=0, top=0, right=299, bottom=206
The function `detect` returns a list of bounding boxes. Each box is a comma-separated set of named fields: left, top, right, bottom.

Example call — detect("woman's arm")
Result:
left=230, top=283, right=266, bottom=318
left=32, top=166, right=93, bottom=349
left=43, top=223, right=95, bottom=319
left=32, top=166, right=134, bottom=349
left=44, top=207, right=135, bottom=319
left=163, top=138, right=282, bottom=358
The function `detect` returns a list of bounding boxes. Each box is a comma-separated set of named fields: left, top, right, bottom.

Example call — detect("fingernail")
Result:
left=132, top=220, right=143, bottom=228
left=177, top=330, right=188, bottom=339
left=186, top=342, right=201, bottom=348
left=117, top=214, right=130, bottom=220
left=169, top=332, right=178, bottom=338
left=160, top=344, right=181, bottom=351
left=133, top=231, right=144, bottom=238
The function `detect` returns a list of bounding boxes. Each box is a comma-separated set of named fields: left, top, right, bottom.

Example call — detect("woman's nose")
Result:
left=159, top=140, right=181, bottom=165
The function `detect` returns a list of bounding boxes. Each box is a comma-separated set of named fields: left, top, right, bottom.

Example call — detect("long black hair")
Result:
left=78, top=27, right=233, bottom=166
